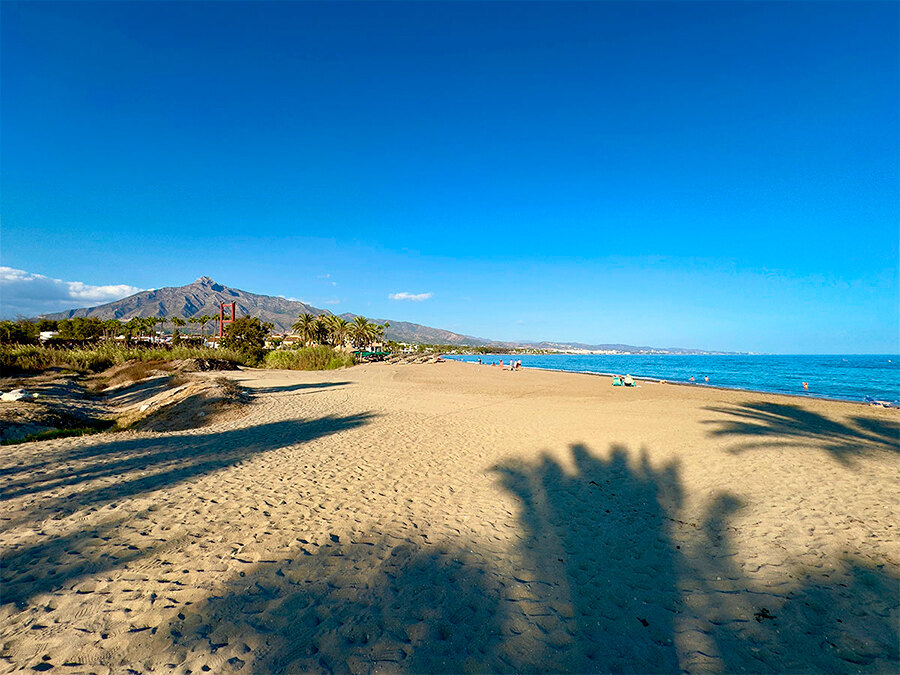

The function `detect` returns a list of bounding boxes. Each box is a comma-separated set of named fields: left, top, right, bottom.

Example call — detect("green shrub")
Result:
left=264, top=346, right=356, bottom=371
left=220, top=317, right=272, bottom=366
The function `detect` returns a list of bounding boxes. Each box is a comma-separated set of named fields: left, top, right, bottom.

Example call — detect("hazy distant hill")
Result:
left=524, top=341, right=740, bottom=355
left=42, top=276, right=496, bottom=345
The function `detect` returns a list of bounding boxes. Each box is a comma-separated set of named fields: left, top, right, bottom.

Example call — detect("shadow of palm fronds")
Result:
left=702, top=401, right=899, bottom=465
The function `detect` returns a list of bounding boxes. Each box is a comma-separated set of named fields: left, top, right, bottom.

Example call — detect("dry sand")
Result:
left=1, top=361, right=897, bottom=673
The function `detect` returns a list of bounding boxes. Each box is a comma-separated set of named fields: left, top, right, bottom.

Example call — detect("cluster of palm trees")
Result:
left=124, top=315, right=217, bottom=342
left=291, top=313, right=388, bottom=350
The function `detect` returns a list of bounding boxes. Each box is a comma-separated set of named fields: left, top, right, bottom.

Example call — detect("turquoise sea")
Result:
left=444, top=354, right=900, bottom=405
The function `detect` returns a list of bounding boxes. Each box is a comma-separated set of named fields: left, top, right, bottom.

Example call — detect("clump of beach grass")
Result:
left=0, top=420, right=117, bottom=446
left=264, top=346, right=356, bottom=371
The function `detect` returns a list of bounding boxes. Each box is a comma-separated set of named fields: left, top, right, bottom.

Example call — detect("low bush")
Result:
left=264, top=346, right=356, bottom=371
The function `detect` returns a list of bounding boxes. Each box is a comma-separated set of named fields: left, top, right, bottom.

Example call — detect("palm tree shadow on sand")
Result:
left=149, top=538, right=511, bottom=673
left=1, top=414, right=374, bottom=609
left=702, top=401, right=899, bottom=465
left=1, top=415, right=374, bottom=524
left=492, top=443, right=898, bottom=673
left=154, top=442, right=897, bottom=673
left=14, top=440, right=896, bottom=672
left=493, top=443, right=685, bottom=672
left=679, top=493, right=899, bottom=672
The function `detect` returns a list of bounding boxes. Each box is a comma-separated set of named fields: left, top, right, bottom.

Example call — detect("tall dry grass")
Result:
left=264, top=346, right=356, bottom=371
left=0, top=344, right=252, bottom=374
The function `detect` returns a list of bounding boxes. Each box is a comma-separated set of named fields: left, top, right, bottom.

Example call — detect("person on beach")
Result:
left=690, top=376, right=695, bottom=382
left=704, top=375, right=709, bottom=382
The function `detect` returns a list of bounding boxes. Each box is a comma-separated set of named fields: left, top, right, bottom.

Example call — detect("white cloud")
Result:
left=0, top=267, right=143, bottom=318
left=321, top=298, right=340, bottom=305
left=389, top=291, right=433, bottom=301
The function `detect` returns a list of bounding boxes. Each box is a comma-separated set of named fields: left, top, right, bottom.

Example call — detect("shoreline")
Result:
left=450, top=358, right=896, bottom=407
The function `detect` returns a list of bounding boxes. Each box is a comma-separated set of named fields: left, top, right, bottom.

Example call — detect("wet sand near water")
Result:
left=1, top=360, right=897, bottom=673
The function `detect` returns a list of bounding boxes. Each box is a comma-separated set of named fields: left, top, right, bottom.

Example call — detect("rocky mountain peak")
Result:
left=40, top=277, right=495, bottom=345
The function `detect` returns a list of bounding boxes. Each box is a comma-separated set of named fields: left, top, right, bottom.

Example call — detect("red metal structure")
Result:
left=219, top=301, right=236, bottom=338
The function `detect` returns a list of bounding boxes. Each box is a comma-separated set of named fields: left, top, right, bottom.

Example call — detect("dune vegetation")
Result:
left=264, top=346, right=356, bottom=371
left=0, top=344, right=254, bottom=374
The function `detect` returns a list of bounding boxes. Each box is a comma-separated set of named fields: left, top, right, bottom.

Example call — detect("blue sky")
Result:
left=2, top=1, right=897, bottom=353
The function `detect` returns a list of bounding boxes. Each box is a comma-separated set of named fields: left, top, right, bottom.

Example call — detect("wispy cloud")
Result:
left=389, top=291, right=433, bottom=301
left=321, top=298, right=340, bottom=305
left=317, top=273, right=338, bottom=287
left=0, top=267, right=143, bottom=318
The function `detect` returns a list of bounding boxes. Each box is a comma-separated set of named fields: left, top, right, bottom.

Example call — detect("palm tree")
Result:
left=292, top=313, right=317, bottom=346
left=142, top=317, right=156, bottom=342
left=320, top=314, right=336, bottom=346
left=187, top=316, right=199, bottom=337
left=312, top=316, right=330, bottom=345
left=170, top=317, right=185, bottom=344
left=349, top=316, right=377, bottom=349
left=199, top=315, right=213, bottom=341
left=103, top=319, right=121, bottom=340
left=375, top=322, right=388, bottom=343
left=330, top=317, right=350, bottom=348
left=125, top=317, right=142, bottom=341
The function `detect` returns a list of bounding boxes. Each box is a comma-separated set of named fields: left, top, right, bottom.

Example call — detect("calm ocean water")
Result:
left=444, top=354, right=900, bottom=404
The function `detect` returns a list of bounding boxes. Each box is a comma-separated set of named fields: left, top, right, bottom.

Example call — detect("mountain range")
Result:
left=42, top=277, right=497, bottom=346
left=41, top=276, right=737, bottom=353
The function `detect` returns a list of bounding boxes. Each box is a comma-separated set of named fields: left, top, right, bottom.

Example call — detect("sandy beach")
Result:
left=1, top=360, right=897, bottom=673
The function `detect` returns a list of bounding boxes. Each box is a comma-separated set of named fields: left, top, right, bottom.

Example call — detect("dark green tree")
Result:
left=0, top=320, right=37, bottom=344
left=220, top=317, right=273, bottom=364
left=57, top=317, right=105, bottom=339
left=37, top=319, right=58, bottom=332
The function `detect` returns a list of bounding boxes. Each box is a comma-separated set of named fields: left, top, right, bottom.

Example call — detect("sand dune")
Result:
left=1, top=361, right=897, bottom=673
